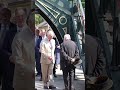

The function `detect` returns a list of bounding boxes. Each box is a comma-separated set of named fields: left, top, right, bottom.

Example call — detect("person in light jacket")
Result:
left=11, top=9, right=35, bottom=90
left=40, top=30, right=56, bottom=89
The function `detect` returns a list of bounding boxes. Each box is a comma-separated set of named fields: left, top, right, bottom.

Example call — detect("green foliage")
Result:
left=81, top=0, right=85, bottom=8
left=81, top=0, right=85, bottom=2
left=35, top=14, right=44, bottom=25
left=82, top=2, right=85, bottom=8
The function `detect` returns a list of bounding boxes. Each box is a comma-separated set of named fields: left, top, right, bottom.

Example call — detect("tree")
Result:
left=82, top=2, right=85, bottom=8
left=81, top=0, right=85, bottom=9
left=35, top=14, right=44, bottom=25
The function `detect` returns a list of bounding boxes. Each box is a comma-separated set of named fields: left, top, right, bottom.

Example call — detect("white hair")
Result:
left=41, top=28, right=46, bottom=32
left=64, top=34, right=71, bottom=40
left=47, top=30, right=54, bottom=37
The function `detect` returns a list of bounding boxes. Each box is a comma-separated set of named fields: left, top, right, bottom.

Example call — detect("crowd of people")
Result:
left=0, top=5, right=80, bottom=90
left=0, top=3, right=113, bottom=90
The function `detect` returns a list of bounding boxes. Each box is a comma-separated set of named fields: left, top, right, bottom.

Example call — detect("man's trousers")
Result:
left=62, top=67, right=74, bottom=90
left=35, top=57, right=42, bottom=77
left=41, top=63, right=54, bottom=86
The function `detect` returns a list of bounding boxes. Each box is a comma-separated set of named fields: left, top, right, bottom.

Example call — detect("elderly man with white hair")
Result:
left=60, top=34, right=80, bottom=90
left=40, top=30, right=56, bottom=89
left=64, top=34, right=71, bottom=40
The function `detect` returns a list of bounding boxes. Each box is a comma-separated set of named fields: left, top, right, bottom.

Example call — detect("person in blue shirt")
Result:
left=35, top=29, right=42, bottom=80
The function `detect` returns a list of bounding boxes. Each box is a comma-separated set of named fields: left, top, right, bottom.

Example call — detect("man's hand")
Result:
left=56, top=65, right=58, bottom=69
left=9, top=56, right=15, bottom=63
left=57, top=45, right=60, bottom=49
left=71, top=58, right=75, bottom=64
left=48, top=56, right=52, bottom=61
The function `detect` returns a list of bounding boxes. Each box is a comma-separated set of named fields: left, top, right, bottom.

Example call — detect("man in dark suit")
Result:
left=85, top=34, right=112, bottom=90
left=0, top=8, right=17, bottom=90
left=85, top=34, right=107, bottom=77
left=35, top=29, right=42, bottom=80
left=60, top=34, right=80, bottom=90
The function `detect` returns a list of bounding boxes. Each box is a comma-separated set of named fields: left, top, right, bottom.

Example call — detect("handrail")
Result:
left=71, top=0, right=85, bottom=55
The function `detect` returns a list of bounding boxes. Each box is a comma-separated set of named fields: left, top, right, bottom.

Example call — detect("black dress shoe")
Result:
left=36, top=73, right=40, bottom=76
left=74, top=78, right=77, bottom=80
left=39, top=78, right=42, bottom=81
left=54, top=74, right=57, bottom=78
left=44, top=86, right=49, bottom=89
left=49, top=85, right=56, bottom=89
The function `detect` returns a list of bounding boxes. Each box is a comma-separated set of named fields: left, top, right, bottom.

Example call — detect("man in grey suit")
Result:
left=60, top=34, right=80, bottom=90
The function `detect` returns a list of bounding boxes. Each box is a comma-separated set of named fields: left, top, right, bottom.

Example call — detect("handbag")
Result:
left=72, top=58, right=80, bottom=65
left=85, top=75, right=113, bottom=90
left=85, top=59, right=113, bottom=90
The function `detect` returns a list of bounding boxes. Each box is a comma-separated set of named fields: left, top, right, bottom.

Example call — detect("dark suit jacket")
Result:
left=85, top=34, right=107, bottom=77
left=0, top=23, right=17, bottom=64
left=60, top=40, right=80, bottom=70
left=35, top=36, right=42, bottom=59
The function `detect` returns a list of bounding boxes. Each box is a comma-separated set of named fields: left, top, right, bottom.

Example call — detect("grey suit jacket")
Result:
left=60, top=40, right=80, bottom=70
